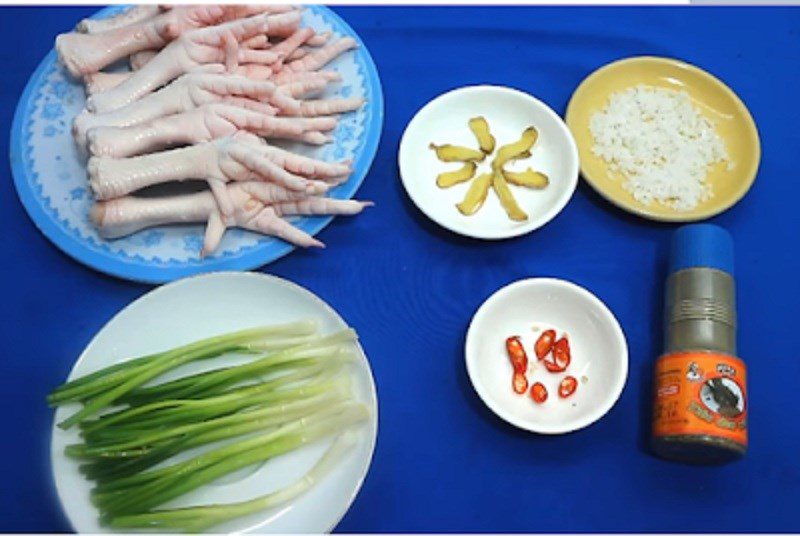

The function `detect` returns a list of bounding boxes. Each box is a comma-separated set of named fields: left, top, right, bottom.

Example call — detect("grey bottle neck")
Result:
left=665, top=268, right=737, bottom=355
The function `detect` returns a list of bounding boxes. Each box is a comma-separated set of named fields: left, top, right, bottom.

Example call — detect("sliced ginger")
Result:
left=456, top=173, right=492, bottom=215
left=486, top=127, right=539, bottom=221
left=492, top=127, right=539, bottom=170
left=492, top=171, right=528, bottom=221
left=429, top=143, right=485, bottom=162
left=469, top=116, right=496, bottom=154
left=433, top=121, right=548, bottom=221
left=437, top=162, right=477, bottom=188
left=503, top=168, right=549, bottom=189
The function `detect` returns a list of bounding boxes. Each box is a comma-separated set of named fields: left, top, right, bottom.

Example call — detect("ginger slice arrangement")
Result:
left=429, top=117, right=550, bottom=221
left=55, top=5, right=371, bottom=256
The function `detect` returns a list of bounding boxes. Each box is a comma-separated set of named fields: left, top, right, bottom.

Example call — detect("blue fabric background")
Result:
left=1, top=6, right=798, bottom=533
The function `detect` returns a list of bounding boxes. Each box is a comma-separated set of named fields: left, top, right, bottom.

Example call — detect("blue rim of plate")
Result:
left=10, top=5, right=384, bottom=285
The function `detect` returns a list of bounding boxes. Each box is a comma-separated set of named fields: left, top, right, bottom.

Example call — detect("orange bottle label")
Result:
left=652, top=351, right=747, bottom=447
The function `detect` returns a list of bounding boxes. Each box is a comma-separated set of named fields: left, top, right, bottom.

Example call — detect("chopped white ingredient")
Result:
left=589, top=84, right=730, bottom=211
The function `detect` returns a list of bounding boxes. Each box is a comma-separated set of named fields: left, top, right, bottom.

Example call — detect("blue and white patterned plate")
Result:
left=10, top=5, right=383, bottom=284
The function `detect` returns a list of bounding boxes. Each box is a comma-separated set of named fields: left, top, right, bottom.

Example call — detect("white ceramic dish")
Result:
left=465, top=278, right=628, bottom=434
left=50, top=272, right=378, bottom=533
left=398, top=85, right=579, bottom=239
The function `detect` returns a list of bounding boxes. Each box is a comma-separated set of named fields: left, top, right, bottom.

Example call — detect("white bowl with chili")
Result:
left=465, top=278, right=628, bottom=434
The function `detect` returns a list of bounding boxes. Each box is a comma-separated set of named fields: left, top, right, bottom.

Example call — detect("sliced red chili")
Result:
left=512, top=372, right=528, bottom=395
left=530, top=382, right=548, bottom=404
left=505, top=336, right=528, bottom=374
left=552, top=336, right=571, bottom=371
left=534, top=329, right=556, bottom=360
left=559, top=376, right=578, bottom=398
left=542, top=356, right=566, bottom=373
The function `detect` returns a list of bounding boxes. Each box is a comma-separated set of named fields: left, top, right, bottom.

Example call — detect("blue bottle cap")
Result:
left=669, top=224, right=734, bottom=276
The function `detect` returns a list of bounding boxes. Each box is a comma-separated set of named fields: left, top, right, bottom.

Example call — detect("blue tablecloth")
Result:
left=1, top=6, right=799, bottom=533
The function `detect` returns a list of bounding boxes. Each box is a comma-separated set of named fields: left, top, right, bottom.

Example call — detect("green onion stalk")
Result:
left=78, top=387, right=351, bottom=482
left=51, top=321, right=320, bottom=428
left=89, top=396, right=358, bottom=500
left=77, top=351, right=354, bottom=440
left=48, top=321, right=318, bottom=406
left=117, top=329, right=356, bottom=405
left=94, top=402, right=369, bottom=518
left=108, top=431, right=360, bottom=532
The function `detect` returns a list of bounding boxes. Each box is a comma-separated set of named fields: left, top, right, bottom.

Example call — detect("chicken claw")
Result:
left=87, top=132, right=350, bottom=217
left=87, top=12, right=298, bottom=112
left=86, top=102, right=337, bottom=158
left=202, top=184, right=371, bottom=255
left=90, top=182, right=371, bottom=256
left=74, top=72, right=293, bottom=149
left=76, top=5, right=164, bottom=35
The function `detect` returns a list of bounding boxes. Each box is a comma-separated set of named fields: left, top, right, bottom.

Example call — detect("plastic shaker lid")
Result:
left=669, top=224, right=734, bottom=276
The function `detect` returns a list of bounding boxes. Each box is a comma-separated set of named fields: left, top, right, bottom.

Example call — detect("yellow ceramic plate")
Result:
left=565, top=56, right=760, bottom=222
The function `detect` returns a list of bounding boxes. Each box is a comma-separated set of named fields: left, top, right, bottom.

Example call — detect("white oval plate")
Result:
left=465, top=278, right=628, bottom=434
left=50, top=272, right=378, bottom=533
left=398, top=85, right=579, bottom=240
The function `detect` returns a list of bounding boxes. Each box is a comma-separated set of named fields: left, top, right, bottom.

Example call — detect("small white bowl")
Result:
left=465, top=278, right=628, bottom=434
left=399, top=85, right=579, bottom=239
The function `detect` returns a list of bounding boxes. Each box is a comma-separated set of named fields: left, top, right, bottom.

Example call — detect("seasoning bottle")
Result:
left=651, top=224, right=747, bottom=464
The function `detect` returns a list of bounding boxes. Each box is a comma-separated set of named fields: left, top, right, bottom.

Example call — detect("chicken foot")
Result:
left=88, top=132, right=350, bottom=215
left=59, top=5, right=296, bottom=78
left=201, top=187, right=371, bottom=255
left=277, top=37, right=357, bottom=76
left=74, top=70, right=295, bottom=149
left=91, top=182, right=370, bottom=255
left=89, top=47, right=343, bottom=98
left=127, top=28, right=325, bottom=71
left=85, top=102, right=337, bottom=159
left=87, top=12, right=299, bottom=113
left=83, top=72, right=131, bottom=95
left=76, top=5, right=164, bottom=35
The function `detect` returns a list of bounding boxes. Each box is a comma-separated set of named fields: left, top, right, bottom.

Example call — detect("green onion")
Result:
left=77, top=357, right=351, bottom=438
left=108, top=431, right=359, bottom=532
left=80, top=388, right=349, bottom=482
left=118, top=329, right=356, bottom=405
left=75, top=386, right=351, bottom=460
left=94, top=403, right=368, bottom=516
left=48, top=321, right=367, bottom=531
left=51, top=320, right=317, bottom=419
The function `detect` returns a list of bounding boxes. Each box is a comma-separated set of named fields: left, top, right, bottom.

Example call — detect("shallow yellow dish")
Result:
left=565, top=56, right=761, bottom=222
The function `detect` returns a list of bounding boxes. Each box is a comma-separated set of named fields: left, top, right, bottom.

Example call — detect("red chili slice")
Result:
left=534, top=329, right=556, bottom=360
left=542, top=356, right=566, bottom=373
left=552, top=337, right=571, bottom=370
left=512, top=372, right=529, bottom=395
left=530, top=382, right=548, bottom=404
left=505, top=336, right=528, bottom=374
left=559, top=376, right=578, bottom=398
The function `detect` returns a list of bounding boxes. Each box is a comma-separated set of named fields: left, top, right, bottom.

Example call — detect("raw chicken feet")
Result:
left=74, top=71, right=293, bottom=149
left=59, top=5, right=296, bottom=78
left=87, top=12, right=300, bottom=112
left=85, top=103, right=337, bottom=158
left=76, top=5, right=163, bottom=34
left=58, top=5, right=369, bottom=258
left=88, top=132, right=350, bottom=216
left=91, top=182, right=371, bottom=255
